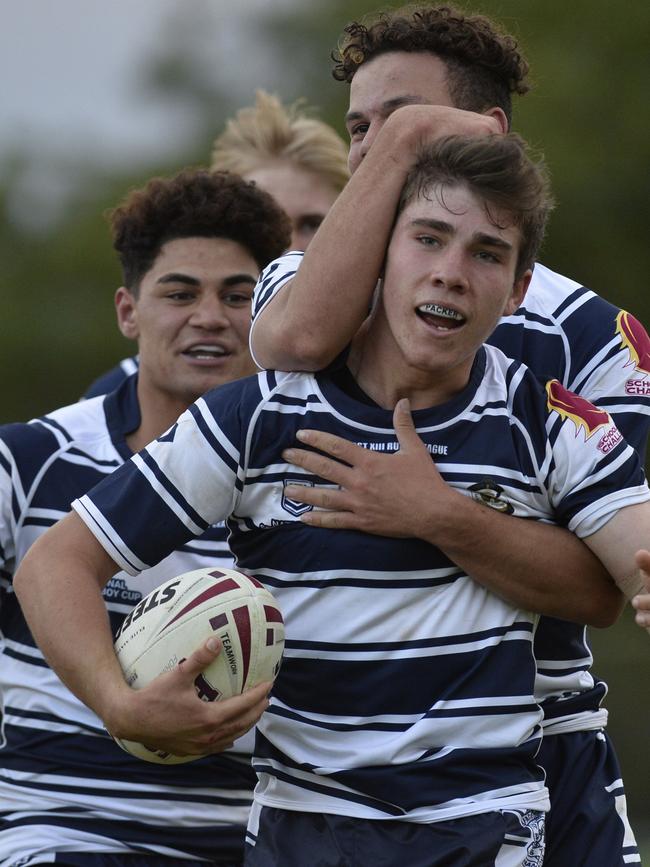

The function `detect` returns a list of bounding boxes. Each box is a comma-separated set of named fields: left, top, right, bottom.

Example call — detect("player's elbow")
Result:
left=584, top=587, right=626, bottom=629
left=253, top=326, right=338, bottom=373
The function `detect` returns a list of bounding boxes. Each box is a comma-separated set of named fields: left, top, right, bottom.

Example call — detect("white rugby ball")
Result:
left=112, top=566, right=284, bottom=764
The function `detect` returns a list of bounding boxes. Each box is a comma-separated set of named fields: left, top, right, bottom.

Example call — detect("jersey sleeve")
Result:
left=72, top=380, right=253, bottom=575
left=542, top=380, right=650, bottom=536
left=249, top=251, right=304, bottom=369
left=559, top=295, right=650, bottom=459
left=0, top=436, right=18, bottom=574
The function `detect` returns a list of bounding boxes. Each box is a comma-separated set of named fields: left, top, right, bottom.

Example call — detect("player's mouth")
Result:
left=181, top=343, right=232, bottom=361
left=416, top=303, right=466, bottom=331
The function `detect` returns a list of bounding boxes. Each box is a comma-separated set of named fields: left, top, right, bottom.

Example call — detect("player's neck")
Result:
left=349, top=329, right=473, bottom=411
left=127, top=378, right=189, bottom=453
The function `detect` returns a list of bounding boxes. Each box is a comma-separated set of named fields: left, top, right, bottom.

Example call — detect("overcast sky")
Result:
left=1, top=0, right=298, bottom=168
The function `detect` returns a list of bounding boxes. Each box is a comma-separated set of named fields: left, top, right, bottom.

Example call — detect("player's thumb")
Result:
left=393, top=398, right=420, bottom=451
left=178, top=636, right=222, bottom=678
left=635, top=549, right=650, bottom=587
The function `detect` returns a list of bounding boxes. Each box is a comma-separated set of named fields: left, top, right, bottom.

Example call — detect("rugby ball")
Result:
left=112, top=566, right=284, bottom=764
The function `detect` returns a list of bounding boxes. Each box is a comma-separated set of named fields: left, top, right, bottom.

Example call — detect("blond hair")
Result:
left=210, top=90, right=349, bottom=192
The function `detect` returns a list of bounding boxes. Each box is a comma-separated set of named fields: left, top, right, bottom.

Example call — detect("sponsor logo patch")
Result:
left=468, top=479, right=514, bottom=514
left=625, top=379, right=650, bottom=396
left=597, top=427, right=623, bottom=454
left=546, top=380, right=610, bottom=440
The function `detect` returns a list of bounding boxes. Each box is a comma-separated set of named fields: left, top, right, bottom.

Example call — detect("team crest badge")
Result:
left=281, top=478, right=314, bottom=517
left=545, top=380, right=610, bottom=440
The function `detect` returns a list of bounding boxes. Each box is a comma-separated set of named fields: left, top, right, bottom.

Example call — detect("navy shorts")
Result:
left=540, top=728, right=640, bottom=865
left=244, top=806, right=545, bottom=866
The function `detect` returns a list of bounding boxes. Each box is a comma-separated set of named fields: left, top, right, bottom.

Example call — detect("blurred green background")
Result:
left=2, top=0, right=648, bottom=854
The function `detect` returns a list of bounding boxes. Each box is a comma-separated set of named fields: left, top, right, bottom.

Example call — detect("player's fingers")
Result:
left=633, top=606, right=650, bottom=628
left=283, top=484, right=348, bottom=511
left=283, top=446, right=353, bottom=486
left=215, top=681, right=271, bottom=722
left=294, top=429, right=366, bottom=466
left=634, top=549, right=650, bottom=582
left=300, top=509, right=358, bottom=530
left=176, top=637, right=222, bottom=679
left=393, top=398, right=426, bottom=452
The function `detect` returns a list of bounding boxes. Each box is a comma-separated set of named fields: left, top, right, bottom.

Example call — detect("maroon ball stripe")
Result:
left=264, top=604, right=283, bottom=624
left=161, top=578, right=240, bottom=631
left=232, top=604, right=252, bottom=684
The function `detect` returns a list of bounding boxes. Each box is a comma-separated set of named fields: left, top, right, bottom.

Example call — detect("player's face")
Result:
left=346, top=51, right=455, bottom=174
left=116, top=236, right=259, bottom=411
left=370, top=183, right=530, bottom=401
left=245, top=162, right=340, bottom=251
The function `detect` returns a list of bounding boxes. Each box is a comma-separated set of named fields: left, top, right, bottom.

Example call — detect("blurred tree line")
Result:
left=2, top=0, right=649, bottom=846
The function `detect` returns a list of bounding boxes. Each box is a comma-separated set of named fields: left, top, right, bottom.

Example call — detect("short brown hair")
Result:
left=110, top=169, right=291, bottom=293
left=399, top=134, right=553, bottom=276
left=332, top=4, right=529, bottom=126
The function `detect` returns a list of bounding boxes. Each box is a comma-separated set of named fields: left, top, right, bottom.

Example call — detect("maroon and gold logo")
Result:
left=546, top=380, right=610, bottom=439
left=616, top=310, right=650, bottom=375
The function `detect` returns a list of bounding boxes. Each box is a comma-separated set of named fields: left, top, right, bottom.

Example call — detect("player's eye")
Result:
left=297, top=216, right=324, bottom=233
left=416, top=235, right=440, bottom=247
left=476, top=249, right=501, bottom=263
left=348, top=122, right=369, bottom=139
left=223, top=290, right=253, bottom=306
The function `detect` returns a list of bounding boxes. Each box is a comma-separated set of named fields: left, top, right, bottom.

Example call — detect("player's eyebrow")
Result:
left=222, top=274, right=257, bottom=287
left=345, top=95, right=425, bottom=126
left=411, top=217, right=454, bottom=234
left=473, top=232, right=513, bottom=251
left=156, top=273, right=257, bottom=287
left=156, top=273, right=200, bottom=286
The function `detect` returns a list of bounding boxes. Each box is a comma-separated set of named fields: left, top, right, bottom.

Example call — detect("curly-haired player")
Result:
left=0, top=168, right=289, bottom=866
left=86, top=93, right=349, bottom=399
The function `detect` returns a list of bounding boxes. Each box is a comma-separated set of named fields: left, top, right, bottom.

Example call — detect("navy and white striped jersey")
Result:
left=73, top=348, right=648, bottom=822
left=0, top=375, right=254, bottom=865
left=251, top=253, right=650, bottom=736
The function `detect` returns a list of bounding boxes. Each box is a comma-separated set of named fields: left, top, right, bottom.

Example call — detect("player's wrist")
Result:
left=415, top=486, right=476, bottom=547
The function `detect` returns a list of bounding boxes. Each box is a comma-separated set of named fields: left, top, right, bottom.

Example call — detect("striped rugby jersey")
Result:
left=73, top=347, right=649, bottom=822
left=0, top=375, right=254, bottom=865
left=251, top=253, right=650, bottom=736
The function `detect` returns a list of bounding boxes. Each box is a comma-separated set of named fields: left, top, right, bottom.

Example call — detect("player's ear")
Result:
left=484, top=106, right=508, bottom=134
left=115, top=286, right=140, bottom=340
left=504, top=268, right=532, bottom=316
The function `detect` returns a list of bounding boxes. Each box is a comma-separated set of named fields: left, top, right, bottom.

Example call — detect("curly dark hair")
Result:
left=109, top=169, right=291, bottom=293
left=399, top=133, right=554, bottom=277
left=332, top=4, right=530, bottom=125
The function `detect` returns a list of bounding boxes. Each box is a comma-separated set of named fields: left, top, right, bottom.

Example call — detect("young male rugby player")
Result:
left=14, top=133, right=650, bottom=866
left=85, top=90, right=349, bottom=399
left=247, top=6, right=650, bottom=864
left=0, top=169, right=289, bottom=866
